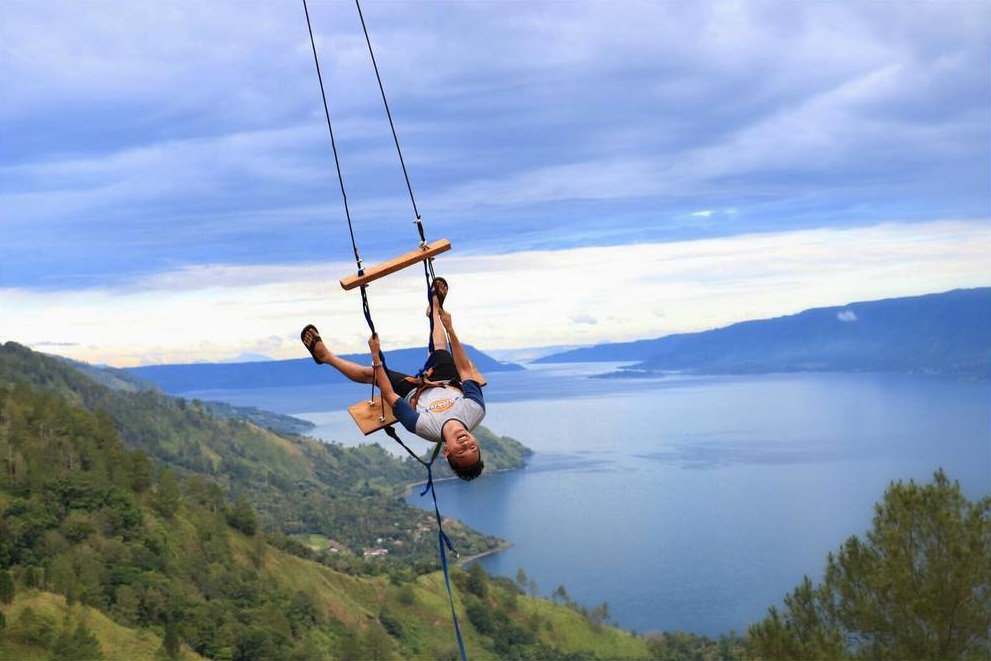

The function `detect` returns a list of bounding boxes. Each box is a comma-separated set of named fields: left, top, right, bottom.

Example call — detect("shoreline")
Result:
left=403, top=463, right=527, bottom=498
left=403, top=464, right=526, bottom=565
left=456, top=540, right=513, bottom=566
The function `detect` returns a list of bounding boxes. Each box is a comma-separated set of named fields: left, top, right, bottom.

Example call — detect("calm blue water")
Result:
left=186, top=367, right=991, bottom=636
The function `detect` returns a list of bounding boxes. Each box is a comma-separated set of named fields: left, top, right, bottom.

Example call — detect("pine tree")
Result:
left=749, top=469, right=991, bottom=659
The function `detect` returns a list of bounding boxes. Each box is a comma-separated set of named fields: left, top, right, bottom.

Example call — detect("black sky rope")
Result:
left=355, top=0, right=424, bottom=237
left=303, top=0, right=364, bottom=272
left=304, top=0, right=380, bottom=404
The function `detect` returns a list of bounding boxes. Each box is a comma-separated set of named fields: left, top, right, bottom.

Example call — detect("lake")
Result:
left=188, top=366, right=991, bottom=637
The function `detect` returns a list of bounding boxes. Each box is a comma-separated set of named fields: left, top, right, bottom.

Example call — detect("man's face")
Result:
left=443, top=425, right=480, bottom=469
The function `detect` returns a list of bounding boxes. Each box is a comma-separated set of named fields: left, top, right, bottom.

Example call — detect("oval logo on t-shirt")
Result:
left=426, top=397, right=455, bottom=413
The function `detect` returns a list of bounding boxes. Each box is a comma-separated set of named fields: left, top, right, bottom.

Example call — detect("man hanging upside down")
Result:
left=300, top=278, right=485, bottom=481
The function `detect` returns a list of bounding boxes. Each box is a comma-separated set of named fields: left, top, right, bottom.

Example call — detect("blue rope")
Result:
left=386, top=429, right=468, bottom=661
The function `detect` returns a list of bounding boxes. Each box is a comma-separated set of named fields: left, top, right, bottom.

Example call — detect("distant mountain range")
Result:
left=125, top=289, right=990, bottom=390
left=535, top=288, right=990, bottom=379
left=125, top=344, right=524, bottom=395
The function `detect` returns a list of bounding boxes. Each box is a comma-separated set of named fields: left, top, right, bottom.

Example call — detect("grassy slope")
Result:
left=1, top=591, right=204, bottom=660
left=256, top=532, right=651, bottom=659
left=521, top=597, right=649, bottom=659
left=2, top=533, right=652, bottom=660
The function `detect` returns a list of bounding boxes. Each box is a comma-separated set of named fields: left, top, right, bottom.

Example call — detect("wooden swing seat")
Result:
left=348, top=395, right=398, bottom=435
left=340, top=239, right=451, bottom=290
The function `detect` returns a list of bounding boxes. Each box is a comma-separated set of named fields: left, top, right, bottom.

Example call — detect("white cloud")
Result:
left=2, top=220, right=987, bottom=367
left=837, top=310, right=858, bottom=322
left=3, top=1, right=988, bottom=278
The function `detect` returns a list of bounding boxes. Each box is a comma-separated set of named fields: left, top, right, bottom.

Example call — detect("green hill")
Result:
left=0, top=372, right=650, bottom=659
left=0, top=342, right=531, bottom=570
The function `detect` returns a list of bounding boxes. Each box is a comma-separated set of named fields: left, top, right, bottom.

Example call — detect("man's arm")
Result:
left=368, top=333, right=421, bottom=433
left=368, top=334, right=400, bottom=408
left=439, top=309, right=482, bottom=383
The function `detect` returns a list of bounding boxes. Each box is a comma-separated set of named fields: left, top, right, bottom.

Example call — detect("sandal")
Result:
left=432, top=277, right=449, bottom=308
left=300, top=324, right=323, bottom=364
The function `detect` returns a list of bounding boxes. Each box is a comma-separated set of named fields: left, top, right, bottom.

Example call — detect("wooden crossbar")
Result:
left=340, top=239, right=452, bottom=290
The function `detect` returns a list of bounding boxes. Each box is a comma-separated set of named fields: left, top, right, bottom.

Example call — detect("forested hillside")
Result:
left=0, top=342, right=529, bottom=570
left=4, top=343, right=975, bottom=659
left=0, top=379, right=657, bottom=660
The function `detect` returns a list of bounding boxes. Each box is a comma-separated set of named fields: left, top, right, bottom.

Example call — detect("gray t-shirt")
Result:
left=393, top=380, right=485, bottom=443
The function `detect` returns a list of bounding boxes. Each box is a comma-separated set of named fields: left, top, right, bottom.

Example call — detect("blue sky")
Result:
left=1, top=1, right=989, bottom=366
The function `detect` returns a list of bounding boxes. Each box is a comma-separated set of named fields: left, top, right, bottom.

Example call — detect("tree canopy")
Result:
left=749, top=469, right=991, bottom=659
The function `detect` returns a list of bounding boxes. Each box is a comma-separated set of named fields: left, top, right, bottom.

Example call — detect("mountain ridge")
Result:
left=535, top=288, right=990, bottom=379
left=125, top=344, right=525, bottom=395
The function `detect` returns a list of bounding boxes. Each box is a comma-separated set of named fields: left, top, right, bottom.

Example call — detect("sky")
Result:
left=1, top=1, right=989, bottom=367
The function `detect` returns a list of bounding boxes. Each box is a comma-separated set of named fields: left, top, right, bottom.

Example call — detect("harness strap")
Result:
left=405, top=370, right=462, bottom=410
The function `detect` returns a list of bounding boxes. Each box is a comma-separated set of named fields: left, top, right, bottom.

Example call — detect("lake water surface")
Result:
left=188, top=366, right=990, bottom=636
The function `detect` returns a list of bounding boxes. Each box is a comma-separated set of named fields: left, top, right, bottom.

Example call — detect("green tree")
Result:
left=515, top=567, right=528, bottom=593
left=153, top=469, right=181, bottom=519
left=587, top=602, right=611, bottom=631
left=378, top=607, right=404, bottom=640
left=363, top=621, right=395, bottom=660
left=236, top=625, right=280, bottom=660
left=10, top=607, right=55, bottom=646
left=226, top=495, right=258, bottom=537
left=0, top=569, right=14, bottom=604
left=113, top=584, right=140, bottom=625
left=51, top=621, right=104, bottom=660
left=750, top=469, right=991, bottom=659
left=397, top=583, right=416, bottom=606
left=335, top=630, right=363, bottom=660
left=129, top=448, right=154, bottom=493
left=162, top=618, right=181, bottom=660
left=465, top=597, right=495, bottom=635
left=466, top=561, right=489, bottom=598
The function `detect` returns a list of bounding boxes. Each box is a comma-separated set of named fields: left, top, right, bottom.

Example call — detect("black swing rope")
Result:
left=354, top=0, right=441, bottom=359
left=302, top=3, right=468, bottom=660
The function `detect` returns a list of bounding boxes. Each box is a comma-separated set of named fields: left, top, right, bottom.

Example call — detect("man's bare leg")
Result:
left=430, top=294, right=449, bottom=351
left=302, top=326, right=374, bottom=384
